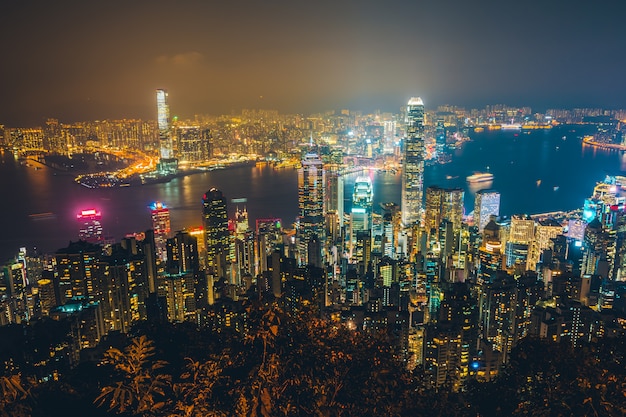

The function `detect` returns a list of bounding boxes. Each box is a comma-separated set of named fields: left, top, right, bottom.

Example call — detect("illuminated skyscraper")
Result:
left=474, top=190, right=500, bottom=233
left=478, top=274, right=516, bottom=361
left=202, top=188, right=230, bottom=277
left=298, top=153, right=325, bottom=263
left=53, top=240, right=102, bottom=305
left=527, top=219, right=563, bottom=271
left=325, top=165, right=344, bottom=228
left=350, top=176, right=373, bottom=249
left=581, top=218, right=611, bottom=278
left=150, top=202, right=171, bottom=262
left=402, top=97, right=425, bottom=226
left=77, top=208, right=103, bottom=243
left=166, top=231, right=199, bottom=276
left=234, top=207, right=249, bottom=238
left=477, top=220, right=503, bottom=285
left=509, top=215, right=535, bottom=245
left=156, top=89, right=178, bottom=174
left=156, top=89, right=172, bottom=159
left=424, top=186, right=464, bottom=237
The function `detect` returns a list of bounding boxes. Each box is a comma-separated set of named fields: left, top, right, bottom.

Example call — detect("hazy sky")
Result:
left=1, top=0, right=625, bottom=125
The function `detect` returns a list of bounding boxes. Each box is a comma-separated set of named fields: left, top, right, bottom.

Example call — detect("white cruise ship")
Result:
left=466, top=172, right=494, bottom=183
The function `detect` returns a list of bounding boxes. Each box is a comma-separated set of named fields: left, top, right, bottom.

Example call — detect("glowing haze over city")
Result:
left=1, top=0, right=626, bottom=125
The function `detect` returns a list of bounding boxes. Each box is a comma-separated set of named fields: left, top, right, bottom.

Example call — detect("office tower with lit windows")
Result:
left=166, top=231, right=199, bottom=276
left=350, top=176, right=373, bottom=249
left=202, top=188, right=230, bottom=278
left=77, top=208, right=103, bottom=243
left=424, top=186, right=464, bottom=237
left=424, top=327, right=463, bottom=389
left=150, top=202, right=171, bottom=262
left=163, top=232, right=198, bottom=323
left=527, top=219, right=563, bottom=271
left=234, top=207, right=249, bottom=238
left=156, top=89, right=178, bottom=174
left=381, top=203, right=402, bottom=259
left=478, top=273, right=516, bottom=362
left=401, top=97, right=425, bottom=226
left=100, top=246, right=150, bottom=333
left=53, top=240, right=102, bottom=306
left=509, top=215, right=535, bottom=245
left=581, top=218, right=612, bottom=279
left=435, top=118, right=446, bottom=149
left=477, top=220, right=503, bottom=285
left=325, top=165, right=344, bottom=228
left=474, top=190, right=500, bottom=233
left=230, top=206, right=255, bottom=281
left=255, top=218, right=283, bottom=273
left=298, top=153, right=325, bottom=264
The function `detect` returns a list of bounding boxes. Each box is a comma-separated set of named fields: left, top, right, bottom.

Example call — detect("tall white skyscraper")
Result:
left=402, top=97, right=425, bottom=226
left=156, top=89, right=173, bottom=159
left=156, top=89, right=178, bottom=175
left=474, top=190, right=500, bottom=233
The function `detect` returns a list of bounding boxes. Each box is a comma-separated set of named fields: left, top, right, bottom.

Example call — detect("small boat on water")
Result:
left=466, top=172, right=493, bottom=183
left=29, top=212, right=56, bottom=221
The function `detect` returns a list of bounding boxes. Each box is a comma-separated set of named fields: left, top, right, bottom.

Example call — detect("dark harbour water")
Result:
left=0, top=124, right=623, bottom=261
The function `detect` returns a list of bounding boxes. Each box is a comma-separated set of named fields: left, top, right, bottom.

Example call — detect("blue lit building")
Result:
left=350, top=176, right=373, bottom=250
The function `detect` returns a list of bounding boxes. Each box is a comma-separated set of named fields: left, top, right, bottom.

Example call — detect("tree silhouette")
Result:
left=170, top=356, right=227, bottom=417
left=0, top=373, right=32, bottom=417
left=466, top=337, right=626, bottom=417
left=95, top=335, right=171, bottom=416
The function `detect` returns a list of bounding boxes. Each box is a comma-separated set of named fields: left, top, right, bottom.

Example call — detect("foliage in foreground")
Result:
left=3, top=301, right=625, bottom=416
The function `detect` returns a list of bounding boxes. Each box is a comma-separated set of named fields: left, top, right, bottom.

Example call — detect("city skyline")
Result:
left=2, top=0, right=626, bottom=126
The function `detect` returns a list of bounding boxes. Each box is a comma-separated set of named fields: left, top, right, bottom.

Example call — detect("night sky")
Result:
left=1, top=0, right=625, bottom=126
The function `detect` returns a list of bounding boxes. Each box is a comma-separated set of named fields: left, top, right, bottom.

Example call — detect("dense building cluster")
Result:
left=1, top=99, right=626, bottom=398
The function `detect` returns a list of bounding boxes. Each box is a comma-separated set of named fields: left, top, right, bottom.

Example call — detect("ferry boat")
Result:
left=29, top=212, right=56, bottom=221
left=466, top=172, right=494, bottom=183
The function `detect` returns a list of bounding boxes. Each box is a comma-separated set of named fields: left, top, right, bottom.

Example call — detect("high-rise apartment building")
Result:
left=202, top=188, right=230, bottom=277
left=53, top=241, right=102, bottom=306
left=166, top=231, right=199, bottom=276
left=402, top=97, right=425, bottom=226
left=424, top=186, right=464, bottom=237
left=474, top=190, right=500, bottom=233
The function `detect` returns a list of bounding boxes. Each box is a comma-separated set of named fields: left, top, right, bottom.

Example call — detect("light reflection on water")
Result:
left=0, top=125, right=623, bottom=260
